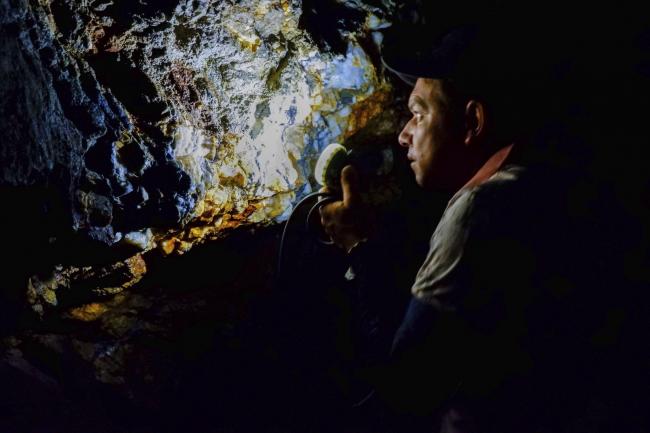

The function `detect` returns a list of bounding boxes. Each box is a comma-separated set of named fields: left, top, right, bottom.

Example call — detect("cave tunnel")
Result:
left=1, top=1, right=649, bottom=432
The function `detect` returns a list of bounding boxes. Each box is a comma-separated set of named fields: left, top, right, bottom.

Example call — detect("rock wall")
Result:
left=1, top=0, right=403, bottom=316
left=1, top=1, right=411, bottom=430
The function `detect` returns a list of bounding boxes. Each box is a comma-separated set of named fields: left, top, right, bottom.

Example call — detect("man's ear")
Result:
left=464, top=100, right=486, bottom=146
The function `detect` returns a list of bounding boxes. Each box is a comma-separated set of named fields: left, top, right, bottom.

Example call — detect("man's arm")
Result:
left=370, top=192, right=479, bottom=416
left=319, top=166, right=489, bottom=416
left=318, top=164, right=423, bottom=395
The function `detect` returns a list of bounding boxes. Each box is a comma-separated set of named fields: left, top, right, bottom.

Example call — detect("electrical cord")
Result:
left=276, top=190, right=393, bottom=412
left=276, top=191, right=337, bottom=278
left=306, top=195, right=339, bottom=245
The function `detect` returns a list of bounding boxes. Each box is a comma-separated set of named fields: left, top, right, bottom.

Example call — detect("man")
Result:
left=319, top=22, right=617, bottom=433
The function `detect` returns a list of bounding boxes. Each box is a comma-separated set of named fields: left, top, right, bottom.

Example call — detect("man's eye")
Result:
left=414, top=113, right=423, bottom=122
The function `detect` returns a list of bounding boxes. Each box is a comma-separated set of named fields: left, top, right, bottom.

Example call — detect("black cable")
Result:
left=276, top=191, right=334, bottom=278
left=306, top=195, right=339, bottom=245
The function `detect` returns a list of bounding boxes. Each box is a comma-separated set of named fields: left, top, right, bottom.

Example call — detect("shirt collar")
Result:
left=460, top=144, right=515, bottom=191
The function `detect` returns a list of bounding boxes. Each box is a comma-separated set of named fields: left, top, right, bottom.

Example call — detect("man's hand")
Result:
left=319, top=165, right=374, bottom=253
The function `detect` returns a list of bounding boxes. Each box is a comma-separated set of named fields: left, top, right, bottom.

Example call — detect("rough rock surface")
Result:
left=1, top=0, right=410, bottom=430
left=1, top=0, right=403, bottom=312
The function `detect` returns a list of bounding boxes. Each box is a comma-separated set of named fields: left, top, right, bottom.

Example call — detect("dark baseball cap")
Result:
left=380, top=19, right=536, bottom=98
left=381, top=23, right=482, bottom=86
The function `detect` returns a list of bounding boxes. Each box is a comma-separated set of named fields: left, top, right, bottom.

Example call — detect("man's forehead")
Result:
left=408, top=94, right=426, bottom=110
left=409, top=78, right=441, bottom=106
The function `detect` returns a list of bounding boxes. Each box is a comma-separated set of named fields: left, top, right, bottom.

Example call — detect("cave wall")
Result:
left=1, top=0, right=403, bottom=315
left=0, top=1, right=410, bottom=430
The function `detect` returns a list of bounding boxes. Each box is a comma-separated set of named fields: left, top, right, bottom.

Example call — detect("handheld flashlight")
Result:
left=314, top=143, right=394, bottom=191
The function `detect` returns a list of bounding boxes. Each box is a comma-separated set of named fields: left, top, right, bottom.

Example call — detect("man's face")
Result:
left=398, top=78, right=465, bottom=191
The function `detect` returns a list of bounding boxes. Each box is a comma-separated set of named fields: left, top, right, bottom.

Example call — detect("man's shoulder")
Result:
left=414, top=164, right=531, bottom=306
left=444, top=164, right=528, bottom=222
left=468, top=163, right=528, bottom=199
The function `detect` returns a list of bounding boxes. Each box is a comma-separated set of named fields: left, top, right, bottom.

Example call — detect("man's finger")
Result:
left=341, top=165, right=361, bottom=208
left=318, top=201, right=338, bottom=219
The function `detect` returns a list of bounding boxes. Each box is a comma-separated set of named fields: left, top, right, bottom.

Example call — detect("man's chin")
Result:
left=411, top=164, right=447, bottom=192
left=410, top=164, right=424, bottom=186
left=416, top=171, right=454, bottom=193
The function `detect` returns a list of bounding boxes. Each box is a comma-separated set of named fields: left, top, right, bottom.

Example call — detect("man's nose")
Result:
left=398, top=123, right=411, bottom=148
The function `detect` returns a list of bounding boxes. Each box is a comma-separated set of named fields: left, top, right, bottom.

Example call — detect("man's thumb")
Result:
left=341, top=165, right=360, bottom=207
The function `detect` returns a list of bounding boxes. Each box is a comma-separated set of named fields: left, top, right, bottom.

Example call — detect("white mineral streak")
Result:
left=123, top=229, right=155, bottom=251
left=143, top=0, right=389, bottom=247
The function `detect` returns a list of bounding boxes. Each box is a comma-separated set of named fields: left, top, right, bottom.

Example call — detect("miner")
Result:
left=319, top=18, right=618, bottom=433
